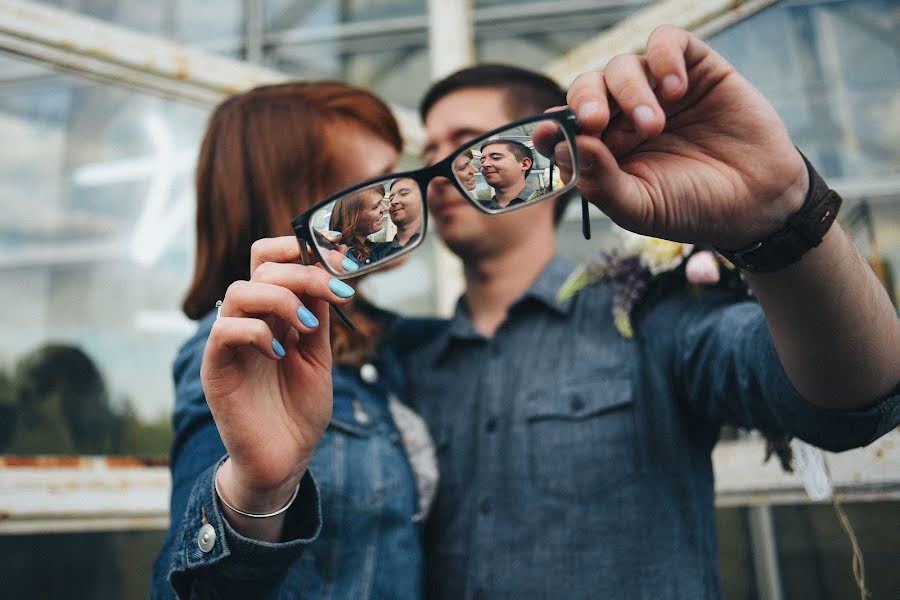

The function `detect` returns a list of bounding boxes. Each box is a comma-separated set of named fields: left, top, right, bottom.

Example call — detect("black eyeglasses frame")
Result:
left=291, top=108, right=583, bottom=279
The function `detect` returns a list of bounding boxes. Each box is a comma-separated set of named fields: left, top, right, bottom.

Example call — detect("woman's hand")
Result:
left=202, top=236, right=356, bottom=533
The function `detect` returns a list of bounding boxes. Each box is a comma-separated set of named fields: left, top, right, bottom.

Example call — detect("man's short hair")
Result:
left=420, top=64, right=574, bottom=225
left=480, top=139, right=534, bottom=177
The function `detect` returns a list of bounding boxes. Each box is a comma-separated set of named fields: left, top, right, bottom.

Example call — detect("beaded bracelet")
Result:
left=214, top=458, right=301, bottom=519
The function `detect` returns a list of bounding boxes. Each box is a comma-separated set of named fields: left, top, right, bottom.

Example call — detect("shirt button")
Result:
left=570, top=395, right=585, bottom=412
left=479, top=497, right=493, bottom=515
left=484, top=417, right=497, bottom=433
left=197, top=523, right=216, bottom=553
left=359, top=363, right=379, bottom=384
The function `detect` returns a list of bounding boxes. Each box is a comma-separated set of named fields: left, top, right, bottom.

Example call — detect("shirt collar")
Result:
left=440, top=253, right=576, bottom=349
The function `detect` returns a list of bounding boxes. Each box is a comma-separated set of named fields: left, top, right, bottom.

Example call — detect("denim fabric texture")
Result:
left=151, top=310, right=424, bottom=599
left=396, top=255, right=900, bottom=600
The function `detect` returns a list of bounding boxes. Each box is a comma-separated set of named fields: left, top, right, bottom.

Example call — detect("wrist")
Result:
left=716, top=151, right=841, bottom=273
left=215, top=456, right=306, bottom=517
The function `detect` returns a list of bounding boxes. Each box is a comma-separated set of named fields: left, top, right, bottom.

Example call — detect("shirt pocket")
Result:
left=523, top=377, right=639, bottom=500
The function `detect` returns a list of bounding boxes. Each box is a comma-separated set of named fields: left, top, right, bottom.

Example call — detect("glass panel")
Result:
left=772, top=502, right=900, bottom=600
left=31, top=0, right=243, bottom=50
left=0, top=54, right=208, bottom=456
left=709, top=0, right=900, bottom=301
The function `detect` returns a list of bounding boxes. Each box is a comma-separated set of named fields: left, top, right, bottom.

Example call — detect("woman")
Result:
left=330, top=185, right=389, bottom=266
left=151, top=82, right=435, bottom=599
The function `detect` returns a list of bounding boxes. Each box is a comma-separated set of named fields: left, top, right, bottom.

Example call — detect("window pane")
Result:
left=0, top=55, right=206, bottom=456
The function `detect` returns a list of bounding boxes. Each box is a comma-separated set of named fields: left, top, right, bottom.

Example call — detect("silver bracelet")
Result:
left=214, top=459, right=301, bottom=519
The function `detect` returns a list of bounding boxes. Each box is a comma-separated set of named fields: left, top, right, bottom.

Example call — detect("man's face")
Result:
left=480, top=143, right=529, bottom=190
left=423, top=88, right=554, bottom=259
left=388, top=178, right=422, bottom=228
left=452, top=154, right=477, bottom=190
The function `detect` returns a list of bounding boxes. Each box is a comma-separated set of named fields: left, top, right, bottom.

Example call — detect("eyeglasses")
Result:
left=292, top=108, right=585, bottom=280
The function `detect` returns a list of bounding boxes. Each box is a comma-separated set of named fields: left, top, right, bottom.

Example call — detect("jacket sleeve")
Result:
left=150, top=313, right=323, bottom=599
left=636, top=289, right=900, bottom=452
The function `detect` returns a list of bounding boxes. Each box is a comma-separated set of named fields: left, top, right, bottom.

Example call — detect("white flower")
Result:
left=614, top=226, right=693, bottom=275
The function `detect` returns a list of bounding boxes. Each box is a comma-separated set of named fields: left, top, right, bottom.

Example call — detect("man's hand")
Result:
left=558, top=25, right=809, bottom=250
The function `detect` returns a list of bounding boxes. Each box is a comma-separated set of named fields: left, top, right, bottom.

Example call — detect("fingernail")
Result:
left=272, top=338, right=286, bottom=357
left=329, top=231, right=342, bottom=238
left=578, top=101, right=601, bottom=121
left=632, top=105, right=655, bottom=130
left=661, top=75, right=681, bottom=97
left=329, top=278, right=355, bottom=298
left=341, top=257, right=359, bottom=273
left=297, top=306, right=319, bottom=328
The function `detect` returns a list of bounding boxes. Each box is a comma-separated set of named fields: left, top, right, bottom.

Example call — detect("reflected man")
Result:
left=479, top=139, right=534, bottom=209
left=368, top=177, right=424, bottom=262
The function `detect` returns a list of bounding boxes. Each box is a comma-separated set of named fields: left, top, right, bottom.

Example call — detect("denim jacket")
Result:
left=151, top=310, right=424, bottom=599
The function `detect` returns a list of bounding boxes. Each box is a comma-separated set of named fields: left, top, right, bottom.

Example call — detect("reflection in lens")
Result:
left=310, top=177, right=424, bottom=274
left=322, top=184, right=385, bottom=266
left=451, top=116, right=575, bottom=214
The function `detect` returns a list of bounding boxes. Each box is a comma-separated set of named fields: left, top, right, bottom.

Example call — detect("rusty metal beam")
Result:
left=1, top=432, right=897, bottom=534
left=543, top=0, right=782, bottom=87
left=0, top=0, right=423, bottom=151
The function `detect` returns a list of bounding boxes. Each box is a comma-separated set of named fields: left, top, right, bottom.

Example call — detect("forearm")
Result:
left=747, top=224, right=900, bottom=409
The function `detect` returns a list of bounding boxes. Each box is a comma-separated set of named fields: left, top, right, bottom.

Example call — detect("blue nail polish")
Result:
left=341, top=257, right=360, bottom=273
left=329, top=278, right=355, bottom=298
left=329, top=231, right=342, bottom=238
left=297, top=306, right=319, bottom=328
left=272, top=338, right=286, bottom=357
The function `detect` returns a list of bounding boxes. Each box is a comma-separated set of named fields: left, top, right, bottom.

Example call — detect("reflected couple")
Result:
left=329, top=186, right=387, bottom=266
left=330, top=179, right=423, bottom=266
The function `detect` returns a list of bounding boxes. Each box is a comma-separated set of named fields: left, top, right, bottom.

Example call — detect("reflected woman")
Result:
left=330, top=185, right=388, bottom=266
left=452, top=149, right=478, bottom=192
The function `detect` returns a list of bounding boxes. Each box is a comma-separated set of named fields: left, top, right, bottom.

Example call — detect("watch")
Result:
left=716, top=152, right=842, bottom=273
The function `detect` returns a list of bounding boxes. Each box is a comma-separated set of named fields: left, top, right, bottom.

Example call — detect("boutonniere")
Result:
left=557, top=226, right=745, bottom=338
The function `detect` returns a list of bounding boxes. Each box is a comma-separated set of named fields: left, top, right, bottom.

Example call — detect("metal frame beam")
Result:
left=0, top=0, right=423, bottom=149
left=544, top=0, right=782, bottom=87
left=2, top=432, right=897, bottom=534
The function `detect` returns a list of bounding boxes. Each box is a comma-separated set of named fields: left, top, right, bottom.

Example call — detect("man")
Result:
left=367, top=178, right=425, bottom=263
left=478, top=139, right=534, bottom=209
left=398, top=26, right=899, bottom=599
left=387, top=178, right=424, bottom=248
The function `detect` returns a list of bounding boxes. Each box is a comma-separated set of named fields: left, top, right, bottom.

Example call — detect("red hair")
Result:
left=183, top=82, right=402, bottom=320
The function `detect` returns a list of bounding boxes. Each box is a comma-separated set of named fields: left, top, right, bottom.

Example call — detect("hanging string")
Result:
left=830, top=493, right=869, bottom=600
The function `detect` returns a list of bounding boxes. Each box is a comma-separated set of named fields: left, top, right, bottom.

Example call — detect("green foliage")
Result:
left=0, top=343, right=171, bottom=458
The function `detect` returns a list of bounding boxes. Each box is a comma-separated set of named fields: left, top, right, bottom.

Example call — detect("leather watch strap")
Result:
left=716, top=152, right=842, bottom=273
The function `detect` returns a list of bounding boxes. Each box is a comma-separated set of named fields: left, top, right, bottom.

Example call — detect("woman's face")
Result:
left=329, top=122, right=400, bottom=197
left=359, top=188, right=387, bottom=234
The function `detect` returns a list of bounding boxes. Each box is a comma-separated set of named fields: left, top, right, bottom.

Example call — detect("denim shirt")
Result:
left=396, top=255, right=900, bottom=600
left=151, top=310, right=424, bottom=599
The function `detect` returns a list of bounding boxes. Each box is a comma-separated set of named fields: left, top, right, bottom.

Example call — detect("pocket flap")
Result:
left=329, top=391, right=376, bottom=437
left=525, top=378, right=633, bottom=421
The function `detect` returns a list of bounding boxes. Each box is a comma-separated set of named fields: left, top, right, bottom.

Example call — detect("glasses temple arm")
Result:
left=581, top=197, right=591, bottom=240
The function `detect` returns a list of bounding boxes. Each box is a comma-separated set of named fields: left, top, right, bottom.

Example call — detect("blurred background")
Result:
left=0, top=0, right=897, bottom=598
